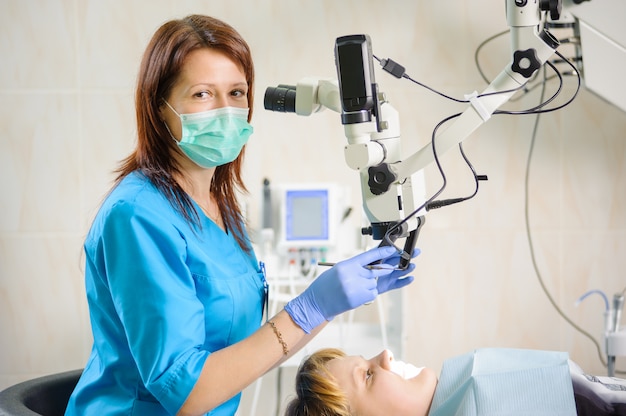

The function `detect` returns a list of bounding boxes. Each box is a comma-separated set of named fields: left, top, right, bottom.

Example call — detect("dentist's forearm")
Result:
left=177, top=309, right=322, bottom=415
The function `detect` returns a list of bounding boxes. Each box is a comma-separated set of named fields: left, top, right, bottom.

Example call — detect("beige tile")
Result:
left=562, top=88, right=626, bottom=229
left=0, top=235, right=89, bottom=380
left=0, top=94, right=81, bottom=233
left=80, top=92, right=136, bottom=228
left=0, top=1, right=76, bottom=89
left=77, top=0, right=174, bottom=89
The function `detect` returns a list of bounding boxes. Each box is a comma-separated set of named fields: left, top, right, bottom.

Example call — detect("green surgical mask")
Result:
left=164, top=101, right=253, bottom=168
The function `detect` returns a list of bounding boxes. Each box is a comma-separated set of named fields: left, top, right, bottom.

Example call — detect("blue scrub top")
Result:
left=65, top=171, right=265, bottom=416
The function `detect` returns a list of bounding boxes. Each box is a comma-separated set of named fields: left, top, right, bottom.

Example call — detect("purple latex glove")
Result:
left=285, top=246, right=418, bottom=333
left=375, top=247, right=419, bottom=294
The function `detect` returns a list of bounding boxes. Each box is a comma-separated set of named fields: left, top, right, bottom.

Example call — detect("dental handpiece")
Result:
left=317, top=262, right=397, bottom=270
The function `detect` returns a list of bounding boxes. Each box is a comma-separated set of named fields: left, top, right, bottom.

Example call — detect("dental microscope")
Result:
left=265, top=0, right=565, bottom=265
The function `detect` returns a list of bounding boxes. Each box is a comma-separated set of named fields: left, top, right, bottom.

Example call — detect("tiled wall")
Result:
left=1, top=0, right=625, bottom=413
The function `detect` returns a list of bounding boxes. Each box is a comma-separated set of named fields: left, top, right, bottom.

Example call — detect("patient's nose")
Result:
left=374, top=349, right=394, bottom=370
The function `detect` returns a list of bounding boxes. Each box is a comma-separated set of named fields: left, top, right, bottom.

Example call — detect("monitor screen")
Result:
left=285, top=189, right=329, bottom=241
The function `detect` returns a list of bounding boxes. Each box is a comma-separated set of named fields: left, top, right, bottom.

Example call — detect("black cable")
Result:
left=473, top=29, right=580, bottom=104
left=458, top=143, right=487, bottom=202
left=495, top=50, right=581, bottom=116
left=497, top=58, right=564, bottom=114
left=472, top=22, right=623, bottom=374
left=521, top=64, right=624, bottom=374
left=376, top=53, right=543, bottom=111
left=371, top=49, right=560, bottom=240
left=375, top=23, right=624, bottom=373
left=426, top=143, right=487, bottom=211
left=381, top=113, right=461, bottom=248
left=509, top=70, right=578, bottom=103
left=374, top=54, right=469, bottom=104
left=474, top=29, right=510, bottom=85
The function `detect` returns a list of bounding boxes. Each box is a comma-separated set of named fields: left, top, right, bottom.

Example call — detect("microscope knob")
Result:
left=367, top=163, right=397, bottom=196
left=539, top=0, right=562, bottom=21
left=511, top=48, right=541, bottom=79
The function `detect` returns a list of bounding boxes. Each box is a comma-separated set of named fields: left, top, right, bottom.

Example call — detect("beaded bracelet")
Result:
left=268, top=320, right=289, bottom=356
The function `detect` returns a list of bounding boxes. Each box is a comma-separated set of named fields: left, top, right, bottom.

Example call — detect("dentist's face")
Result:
left=326, top=349, right=437, bottom=416
left=160, top=47, right=249, bottom=141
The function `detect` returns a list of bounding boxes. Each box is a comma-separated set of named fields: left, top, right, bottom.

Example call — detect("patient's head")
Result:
left=285, top=348, right=438, bottom=416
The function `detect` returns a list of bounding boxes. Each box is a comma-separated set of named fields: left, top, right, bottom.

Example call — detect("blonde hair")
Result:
left=284, top=348, right=352, bottom=416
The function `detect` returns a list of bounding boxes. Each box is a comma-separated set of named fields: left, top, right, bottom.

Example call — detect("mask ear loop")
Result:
left=161, top=99, right=180, bottom=142
left=163, top=121, right=178, bottom=143
left=162, top=99, right=181, bottom=117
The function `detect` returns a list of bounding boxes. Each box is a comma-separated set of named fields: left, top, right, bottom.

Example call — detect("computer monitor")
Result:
left=275, top=183, right=339, bottom=251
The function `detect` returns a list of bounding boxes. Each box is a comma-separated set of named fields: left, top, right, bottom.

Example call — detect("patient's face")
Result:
left=327, top=349, right=437, bottom=416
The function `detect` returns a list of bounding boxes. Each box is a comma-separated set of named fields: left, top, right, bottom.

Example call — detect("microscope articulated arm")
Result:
left=391, top=11, right=561, bottom=186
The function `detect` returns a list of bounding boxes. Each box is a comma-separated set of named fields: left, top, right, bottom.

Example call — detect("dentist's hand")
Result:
left=285, top=246, right=418, bottom=333
left=375, top=248, right=419, bottom=294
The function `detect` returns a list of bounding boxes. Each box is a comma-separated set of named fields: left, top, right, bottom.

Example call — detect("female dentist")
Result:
left=64, top=14, right=417, bottom=416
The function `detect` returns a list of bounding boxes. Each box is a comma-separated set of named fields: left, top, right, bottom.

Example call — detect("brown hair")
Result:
left=284, top=348, right=352, bottom=416
left=116, top=14, right=255, bottom=250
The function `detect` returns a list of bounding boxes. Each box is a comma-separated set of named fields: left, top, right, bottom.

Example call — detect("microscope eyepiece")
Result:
left=264, top=84, right=297, bottom=113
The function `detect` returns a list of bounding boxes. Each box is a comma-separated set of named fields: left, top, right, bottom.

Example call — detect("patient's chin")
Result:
left=411, top=367, right=438, bottom=397
left=406, top=368, right=438, bottom=416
